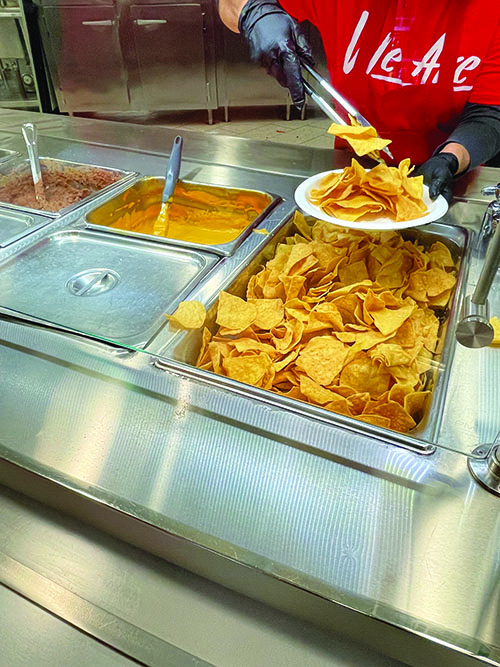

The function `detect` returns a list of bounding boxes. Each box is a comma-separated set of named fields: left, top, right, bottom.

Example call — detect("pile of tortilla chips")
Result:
left=195, top=212, right=457, bottom=434
left=309, top=159, right=428, bottom=223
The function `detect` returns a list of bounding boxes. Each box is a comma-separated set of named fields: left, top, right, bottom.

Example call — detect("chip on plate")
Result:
left=309, top=159, right=428, bottom=223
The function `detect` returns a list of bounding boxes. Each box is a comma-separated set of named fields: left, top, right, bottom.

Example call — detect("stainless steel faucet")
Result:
left=455, top=184, right=500, bottom=348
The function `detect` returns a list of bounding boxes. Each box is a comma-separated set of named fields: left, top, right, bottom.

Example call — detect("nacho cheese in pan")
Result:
left=102, top=181, right=271, bottom=246
left=195, top=213, right=457, bottom=434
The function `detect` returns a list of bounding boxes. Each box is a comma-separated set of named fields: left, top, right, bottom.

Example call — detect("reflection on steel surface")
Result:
left=0, top=552, right=212, bottom=666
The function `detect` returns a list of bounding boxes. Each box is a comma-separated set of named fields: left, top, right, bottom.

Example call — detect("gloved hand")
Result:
left=238, top=0, right=315, bottom=108
left=415, top=153, right=459, bottom=203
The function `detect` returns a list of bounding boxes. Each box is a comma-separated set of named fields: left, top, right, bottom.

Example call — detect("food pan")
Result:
left=166, top=216, right=470, bottom=452
left=0, top=207, right=52, bottom=247
left=0, top=157, right=137, bottom=217
left=0, top=228, right=218, bottom=348
left=85, top=176, right=281, bottom=256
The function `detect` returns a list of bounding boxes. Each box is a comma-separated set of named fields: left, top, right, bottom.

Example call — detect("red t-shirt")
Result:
left=280, top=0, right=500, bottom=164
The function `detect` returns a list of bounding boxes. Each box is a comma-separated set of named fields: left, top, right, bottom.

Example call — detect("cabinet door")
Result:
left=219, top=22, right=289, bottom=107
left=130, top=4, right=215, bottom=110
left=42, top=5, right=129, bottom=112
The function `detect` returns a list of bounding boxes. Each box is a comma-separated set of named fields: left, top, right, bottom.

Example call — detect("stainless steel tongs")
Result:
left=301, top=62, right=394, bottom=160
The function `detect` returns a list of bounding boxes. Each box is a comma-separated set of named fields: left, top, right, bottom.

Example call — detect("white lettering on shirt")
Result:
left=343, top=10, right=369, bottom=74
left=343, top=12, right=483, bottom=94
left=453, top=55, right=481, bottom=91
left=381, top=48, right=402, bottom=73
left=411, top=34, right=446, bottom=84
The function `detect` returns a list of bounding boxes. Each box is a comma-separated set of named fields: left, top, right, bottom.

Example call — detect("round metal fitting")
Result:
left=468, top=445, right=500, bottom=497
left=455, top=316, right=494, bottom=348
left=456, top=296, right=493, bottom=348
left=66, top=268, right=120, bottom=297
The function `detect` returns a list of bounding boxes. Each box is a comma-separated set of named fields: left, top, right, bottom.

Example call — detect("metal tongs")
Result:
left=301, top=62, right=394, bottom=161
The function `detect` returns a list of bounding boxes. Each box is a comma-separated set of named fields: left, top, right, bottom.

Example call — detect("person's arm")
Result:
left=416, top=103, right=500, bottom=202
left=217, top=0, right=315, bottom=108
left=218, top=0, right=248, bottom=32
left=440, top=103, right=500, bottom=171
left=417, top=18, right=500, bottom=201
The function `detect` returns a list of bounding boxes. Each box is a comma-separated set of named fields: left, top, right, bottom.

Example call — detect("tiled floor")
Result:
left=85, top=105, right=335, bottom=150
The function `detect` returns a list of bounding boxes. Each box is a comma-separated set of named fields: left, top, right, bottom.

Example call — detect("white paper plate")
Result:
left=294, top=169, right=449, bottom=231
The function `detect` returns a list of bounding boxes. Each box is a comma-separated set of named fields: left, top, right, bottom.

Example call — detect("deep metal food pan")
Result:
left=166, top=217, right=470, bottom=453
left=0, top=157, right=137, bottom=217
left=85, top=176, right=281, bottom=257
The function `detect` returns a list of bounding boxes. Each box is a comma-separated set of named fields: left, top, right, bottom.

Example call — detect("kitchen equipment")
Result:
left=302, top=62, right=394, bottom=161
left=154, top=135, right=183, bottom=237
left=456, top=183, right=500, bottom=348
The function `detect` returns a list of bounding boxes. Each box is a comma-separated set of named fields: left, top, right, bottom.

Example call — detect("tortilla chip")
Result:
left=363, top=400, right=416, bottom=433
left=490, top=316, right=500, bottom=347
left=340, top=352, right=391, bottom=399
left=167, top=300, right=206, bottom=330
left=249, top=298, right=285, bottom=330
left=223, top=353, right=272, bottom=388
left=216, top=291, right=257, bottom=332
left=327, top=123, right=392, bottom=157
left=296, top=336, right=348, bottom=385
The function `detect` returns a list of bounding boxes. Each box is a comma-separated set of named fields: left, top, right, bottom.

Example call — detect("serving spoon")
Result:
left=21, top=122, right=46, bottom=205
left=153, top=135, right=183, bottom=237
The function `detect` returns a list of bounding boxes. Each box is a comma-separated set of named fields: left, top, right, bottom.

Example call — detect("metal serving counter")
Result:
left=0, top=110, right=499, bottom=667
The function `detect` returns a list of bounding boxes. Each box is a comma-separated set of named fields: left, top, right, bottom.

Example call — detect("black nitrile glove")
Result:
left=415, top=153, right=459, bottom=203
left=238, top=0, right=314, bottom=108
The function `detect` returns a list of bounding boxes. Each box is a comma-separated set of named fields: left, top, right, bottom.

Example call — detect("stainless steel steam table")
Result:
left=0, top=110, right=499, bottom=667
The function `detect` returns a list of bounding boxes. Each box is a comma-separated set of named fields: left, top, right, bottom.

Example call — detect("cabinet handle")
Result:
left=134, top=19, right=167, bottom=25
left=82, top=20, right=114, bottom=26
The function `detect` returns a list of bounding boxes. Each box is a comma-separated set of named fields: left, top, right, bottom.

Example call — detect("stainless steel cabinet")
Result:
left=38, top=0, right=217, bottom=115
left=128, top=3, right=215, bottom=111
left=0, top=1, right=43, bottom=110
left=41, top=4, right=129, bottom=112
left=37, top=0, right=325, bottom=118
left=217, top=21, right=289, bottom=110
